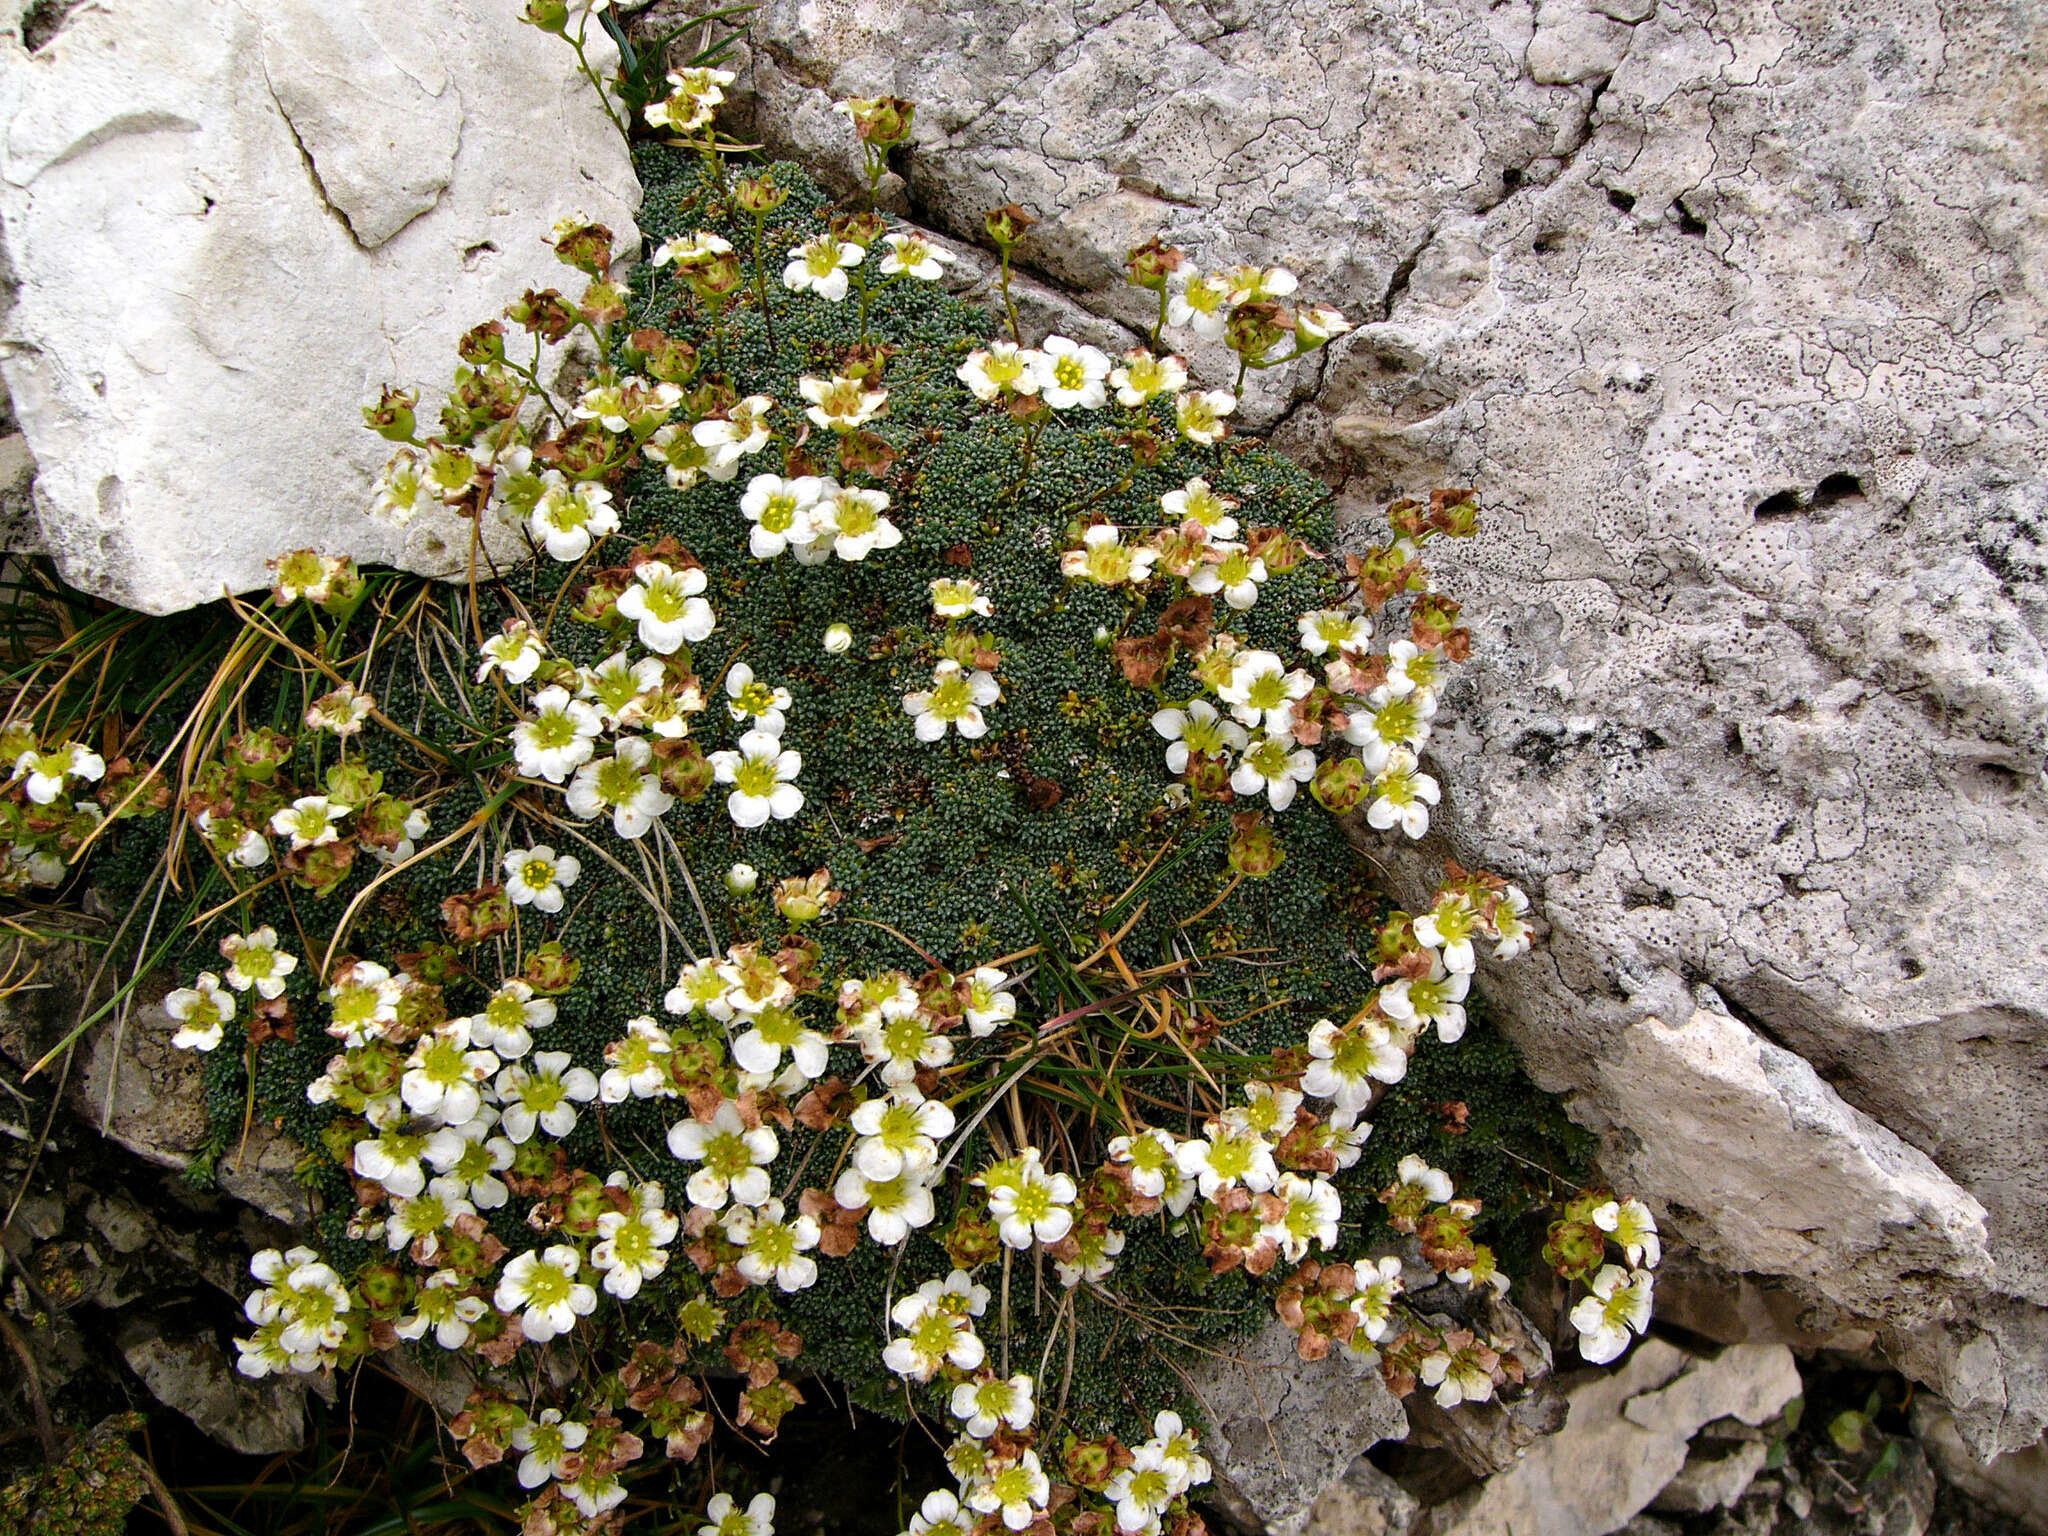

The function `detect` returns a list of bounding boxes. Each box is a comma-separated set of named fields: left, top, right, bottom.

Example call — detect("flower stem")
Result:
left=750, top=213, right=778, bottom=350
left=1151, top=288, right=1168, bottom=351
left=566, top=18, right=629, bottom=139
left=998, top=250, right=1022, bottom=345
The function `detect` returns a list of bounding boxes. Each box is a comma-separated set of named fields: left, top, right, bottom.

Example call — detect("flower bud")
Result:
left=1124, top=236, right=1184, bottom=291
left=1227, top=810, right=1285, bottom=879
left=362, top=386, right=416, bottom=442
left=983, top=203, right=1037, bottom=249
left=734, top=174, right=789, bottom=215
left=774, top=870, right=836, bottom=924
left=822, top=623, right=853, bottom=655
left=520, top=0, right=570, bottom=33
left=522, top=941, right=582, bottom=995
left=551, top=220, right=615, bottom=277
left=725, top=862, right=759, bottom=896
left=457, top=320, right=507, bottom=366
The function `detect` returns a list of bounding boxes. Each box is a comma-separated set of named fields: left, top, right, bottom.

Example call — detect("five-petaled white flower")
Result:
left=738, top=473, right=824, bottom=560
left=1176, top=388, right=1236, bottom=445
left=1217, top=649, right=1312, bottom=734
left=1299, top=608, right=1372, bottom=657
left=701, top=1491, right=777, bottom=1536
left=724, top=1198, right=822, bottom=1292
left=511, top=686, right=602, bottom=783
left=1160, top=477, right=1239, bottom=542
left=166, top=971, right=235, bottom=1051
left=957, top=341, right=1043, bottom=402
left=809, top=485, right=901, bottom=562
left=1570, top=1264, right=1655, bottom=1363
left=979, top=1149, right=1077, bottom=1249
left=669, top=1098, right=781, bottom=1208
left=884, top=1291, right=987, bottom=1381
left=591, top=1177, right=680, bottom=1299
left=1190, top=543, right=1270, bottom=612
left=709, top=730, right=805, bottom=828
left=495, top=1051, right=599, bottom=1142
left=494, top=1244, right=597, bottom=1343
left=950, top=1372, right=1036, bottom=1439
left=692, top=395, right=775, bottom=475
left=783, top=234, right=864, bottom=301
left=1366, top=747, right=1440, bottom=839
left=1302, top=1016, right=1407, bottom=1117
left=529, top=476, right=619, bottom=562
left=801, top=372, right=888, bottom=433
left=903, top=659, right=1000, bottom=742
left=616, top=560, right=716, bottom=655
left=566, top=736, right=675, bottom=839
left=503, top=844, right=581, bottom=913
left=929, top=576, right=991, bottom=619
left=220, top=927, right=297, bottom=999
left=11, top=742, right=105, bottom=806
left=269, top=795, right=349, bottom=850
left=967, top=1448, right=1051, bottom=1532
left=1151, top=699, right=1249, bottom=775
left=1032, top=335, right=1111, bottom=410
left=1061, top=523, right=1157, bottom=587
left=1109, top=349, right=1188, bottom=408
left=1593, top=1196, right=1662, bottom=1269
left=476, top=621, right=547, bottom=685
left=880, top=232, right=957, bottom=280
left=1231, top=732, right=1317, bottom=810
left=962, top=967, right=1016, bottom=1037
left=305, top=682, right=373, bottom=737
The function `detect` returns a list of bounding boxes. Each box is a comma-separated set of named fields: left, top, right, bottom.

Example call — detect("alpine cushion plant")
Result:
left=5, top=45, right=1663, bottom=1536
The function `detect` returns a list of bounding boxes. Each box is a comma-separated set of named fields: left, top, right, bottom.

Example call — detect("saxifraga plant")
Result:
left=0, top=21, right=1666, bottom=1536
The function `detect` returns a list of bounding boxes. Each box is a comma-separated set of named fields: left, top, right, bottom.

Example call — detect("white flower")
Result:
left=304, top=682, right=373, bottom=737
left=823, top=622, right=854, bottom=655
left=669, top=1098, right=780, bottom=1209
left=957, top=341, right=1043, bottom=402
left=566, top=736, right=675, bottom=839
left=731, top=1004, right=830, bottom=1082
left=1230, top=733, right=1316, bottom=810
left=724, top=862, right=759, bottom=896
left=1175, top=388, right=1236, bottom=445
left=1593, top=1197, right=1662, bottom=1269
left=1060, top=523, right=1157, bottom=586
left=511, top=686, right=602, bottom=783
left=269, top=795, right=348, bottom=850
left=471, top=979, right=556, bottom=1059
left=929, top=576, right=991, bottom=619
left=494, top=1245, right=597, bottom=1343
left=423, top=1119, right=514, bottom=1209
left=978, top=1149, right=1076, bottom=1249
left=1218, top=649, right=1314, bottom=734
left=219, top=927, right=296, bottom=1000
left=529, top=475, right=619, bottom=562
left=502, top=844, right=581, bottom=913
left=833, top=1165, right=938, bottom=1246
left=950, top=1373, right=1035, bottom=1439
left=599, top=1015, right=676, bottom=1103
left=880, top=231, right=957, bottom=280
left=1345, top=686, right=1438, bottom=772
left=800, top=372, right=889, bottom=433
left=1189, top=543, right=1268, bottom=612
left=1032, top=335, right=1111, bottom=410
left=385, top=1176, right=475, bottom=1255
left=1378, top=954, right=1470, bottom=1043
left=701, top=1491, right=777, bottom=1536
left=649, top=230, right=734, bottom=268
left=1150, top=699, right=1248, bottom=775
left=847, top=1003, right=954, bottom=1088
left=1302, top=1016, right=1407, bottom=1116
left=591, top=1178, right=680, bottom=1299
left=166, top=971, right=234, bottom=1051
left=738, top=473, right=824, bottom=560
left=905, top=1489, right=969, bottom=1536
left=849, top=1092, right=955, bottom=1181
left=903, top=659, right=1000, bottom=742
left=1491, top=885, right=1533, bottom=960
left=663, top=957, right=734, bottom=1021
left=1299, top=608, right=1373, bottom=658
left=1109, top=349, right=1188, bottom=408
left=783, top=234, right=864, bottom=301
left=884, top=1292, right=986, bottom=1381
left=1365, top=748, right=1440, bottom=839
left=1297, top=303, right=1352, bottom=340
left=401, top=1018, right=499, bottom=1125
left=476, top=621, right=547, bottom=686
left=1107, top=1127, right=1179, bottom=1200
left=1159, top=477, right=1239, bottom=542
left=512, top=1408, right=589, bottom=1491
left=1220, top=262, right=1299, bottom=304
left=1264, top=1172, right=1341, bottom=1262
left=393, top=1269, right=489, bottom=1350
left=644, top=422, right=717, bottom=489
left=692, top=395, right=776, bottom=475
left=724, top=1198, right=821, bottom=1292
left=1350, top=1255, right=1405, bottom=1342
left=1412, top=891, right=1480, bottom=973
left=1419, top=1340, right=1498, bottom=1409
left=1105, top=1445, right=1180, bottom=1535
left=616, top=560, right=716, bottom=655
left=967, top=1448, right=1051, bottom=1532
left=810, top=485, right=901, bottom=561
left=709, top=730, right=804, bottom=829
left=577, top=650, right=665, bottom=726
left=1167, top=270, right=1233, bottom=338
left=724, top=662, right=793, bottom=737
left=1173, top=1122, right=1278, bottom=1199
left=1571, top=1264, right=1655, bottom=1364
left=495, top=1051, right=599, bottom=1142
left=353, top=1126, right=430, bottom=1198
left=371, top=448, right=434, bottom=527
left=1396, top=1153, right=1455, bottom=1203
left=962, top=967, right=1016, bottom=1038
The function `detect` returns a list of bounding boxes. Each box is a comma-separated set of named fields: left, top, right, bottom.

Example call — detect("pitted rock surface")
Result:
left=721, top=0, right=2048, bottom=1460
left=0, top=0, right=639, bottom=613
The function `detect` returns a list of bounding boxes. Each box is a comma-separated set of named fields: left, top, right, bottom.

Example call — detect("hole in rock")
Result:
left=1813, top=471, right=1866, bottom=506
left=1753, top=489, right=1803, bottom=520
left=1671, top=198, right=1709, bottom=236
left=1533, top=229, right=1569, bottom=253
left=1607, top=187, right=1637, bottom=213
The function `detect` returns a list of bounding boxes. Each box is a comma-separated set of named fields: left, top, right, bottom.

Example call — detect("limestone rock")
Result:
left=121, top=1328, right=309, bottom=1456
left=1297, top=1456, right=1420, bottom=1536
left=1432, top=1341, right=1800, bottom=1536
left=1909, top=1396, right=2048, bottom=1535
left=0, top=0, right=639, bottom=613
left=1648, top=1438, right=1769, bottom=1514
left=713, top=0, right=2048, bottom=1459
left=1191, top=1318, right=1409, bottom=1533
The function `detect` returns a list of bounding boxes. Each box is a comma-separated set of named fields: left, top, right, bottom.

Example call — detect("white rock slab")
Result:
left=0, top=0, right=640, bottom=614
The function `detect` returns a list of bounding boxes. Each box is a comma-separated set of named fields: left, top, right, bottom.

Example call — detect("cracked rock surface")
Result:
left=0, top=0, right=639, bottom=613
left=726, top=0, right=2048, bottom=1461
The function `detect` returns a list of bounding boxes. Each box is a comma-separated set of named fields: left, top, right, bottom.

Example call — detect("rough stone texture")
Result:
left=1191, top=1318, right=1410, bottom=1533
left=1431, top=1340, right=1800, bottom=1536
left=720, top=0, right=2048, bottom=1458
left=1297, top=1457, right=1421, bottom=1536
left=1648, top=1437, right=1769, bottom=1514
left=120, top=1330, right=310, bottom=1455
left=0, top=0, right=640, bottom=613
left=1911, top=1396, right=2048, bottom=1536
